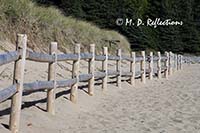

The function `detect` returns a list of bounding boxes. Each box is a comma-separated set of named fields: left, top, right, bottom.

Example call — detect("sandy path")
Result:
left=56, top=64, right=200, bottom=133
left=1, top=62, right=200, bottom=133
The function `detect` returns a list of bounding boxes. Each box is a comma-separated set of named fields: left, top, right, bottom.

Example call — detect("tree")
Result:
left=34, top=0, right=200, bottom=54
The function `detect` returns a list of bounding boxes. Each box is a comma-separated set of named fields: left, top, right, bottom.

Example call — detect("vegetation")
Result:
left=0, top=0, right=130, bottom=53
left=36, top=0, right=200, bottom=54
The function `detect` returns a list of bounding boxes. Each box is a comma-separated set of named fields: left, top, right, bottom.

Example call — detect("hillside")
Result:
left=0, top=0, right=130, bottom=53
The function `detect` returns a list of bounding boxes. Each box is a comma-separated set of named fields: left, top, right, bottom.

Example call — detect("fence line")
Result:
left=0, top=34, right=184, bottom=133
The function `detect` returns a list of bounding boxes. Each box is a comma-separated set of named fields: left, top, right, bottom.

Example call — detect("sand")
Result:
left=0, top=45, right=200, bottom=132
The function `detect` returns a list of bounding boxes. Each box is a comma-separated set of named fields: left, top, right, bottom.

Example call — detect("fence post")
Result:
left=164, top=51, right=169, bottom=79
left=169, top=51, right=173, bottom=75
left=130, top=52, right=135, bottom=85
left=173, top=53, right=177, bottom=72
left=141, top=51, right=146, bottom=83
left=157, top=51, right=161, bottom=79
left=187, top=57, right=190, bottom=65
left=102, top=47, right=108, bottom=91
left=9, top=34, right=27, bottom=133
left=70, top=44, right=80, bottom=103
left=88, top=44, right=95, bottom=96
left=47, top=42, right=57, bottom=115
left=180, top=55, right=182, bottom=70
left=116, top=49, right=121, bottom=88
left=149, top=52, right=153, bottom=80
left=177, top=54, right=179, bottom=71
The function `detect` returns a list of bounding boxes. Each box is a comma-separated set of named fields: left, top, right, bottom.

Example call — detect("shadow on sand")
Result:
left=0, top=77, right=131, bottom=129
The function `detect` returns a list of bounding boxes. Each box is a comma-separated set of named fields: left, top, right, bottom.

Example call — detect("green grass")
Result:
left=0, top=0, right=130, bottom=53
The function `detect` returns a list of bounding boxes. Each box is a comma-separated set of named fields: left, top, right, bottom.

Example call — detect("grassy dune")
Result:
left=0, top=0, right=130, bottom=53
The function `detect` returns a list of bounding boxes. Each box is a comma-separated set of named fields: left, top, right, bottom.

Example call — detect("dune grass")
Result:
left=0, top=0, right=130, bottom=53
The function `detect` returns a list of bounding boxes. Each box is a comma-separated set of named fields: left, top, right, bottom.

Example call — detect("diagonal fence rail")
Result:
left=0, top=34, right=184, bottom=133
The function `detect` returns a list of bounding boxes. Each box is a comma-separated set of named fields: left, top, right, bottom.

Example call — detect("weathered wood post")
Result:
left=47, top=42, right=57, bottom=115
left=70, top=44, right=80, bottom=103
left=180, top=55, right=182, bottom=70
left=149, top=52, right=153, bottom=80
left=186, top=57, right=188, bottom=65
left=130, top=52, right=135, bottom=85
left=169, top=51, right=173, bottom=75
left=187, top=56, right=190, bottom=65
left=116, top=49, right=121, bottom=88
left=88, top=44, right=95, bottom=96
left=173, top=53, right=177, bottom=72
left=157, top=52, right=161, bottom=79
left=141, top=51, right=146, bottom=83
left=177, top=54, right=179, bottom=71
left=102, top=47, right=108, bottom=91
left=9, top=34, right=27, bottom=133
left=164, top=51, right=169, bottom=79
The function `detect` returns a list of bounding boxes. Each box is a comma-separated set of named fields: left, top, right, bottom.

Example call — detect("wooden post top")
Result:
left=117, top=49, right=121, bottom=55
left=157, top=51, right=161, bottom=56
left=90, top=44, right=95, bottom=53
left=141, top=51, right=145, bottom=57
left=49, top=42, right=57, bottom=52
left=90, top=44, right=95, bottom=47
left=103, top=47, right=108, bottom=51
left=16, top=34, right=27, bottom=49
left=131, top=51, right=136, bottom=54
left=103, top=47, right=108, bottom=56
left=74, top=44, right=81, bottom=53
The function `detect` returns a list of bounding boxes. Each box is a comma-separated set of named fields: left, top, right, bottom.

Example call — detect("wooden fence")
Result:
left=0, top=34, right=183, bottom=133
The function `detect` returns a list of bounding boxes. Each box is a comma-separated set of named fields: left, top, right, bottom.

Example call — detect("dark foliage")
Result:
left=34, top=0, right=200, bottom=54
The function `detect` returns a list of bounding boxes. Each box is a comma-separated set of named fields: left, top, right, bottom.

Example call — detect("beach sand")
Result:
left=0, top=46, right=200, bottom=133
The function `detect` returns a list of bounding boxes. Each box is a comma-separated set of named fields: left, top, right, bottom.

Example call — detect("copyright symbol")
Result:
left=116, top=18, right=124, bottom=26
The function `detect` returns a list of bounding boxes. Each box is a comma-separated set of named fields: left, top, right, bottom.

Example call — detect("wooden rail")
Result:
left=0, top=34, right=184, bottom=133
